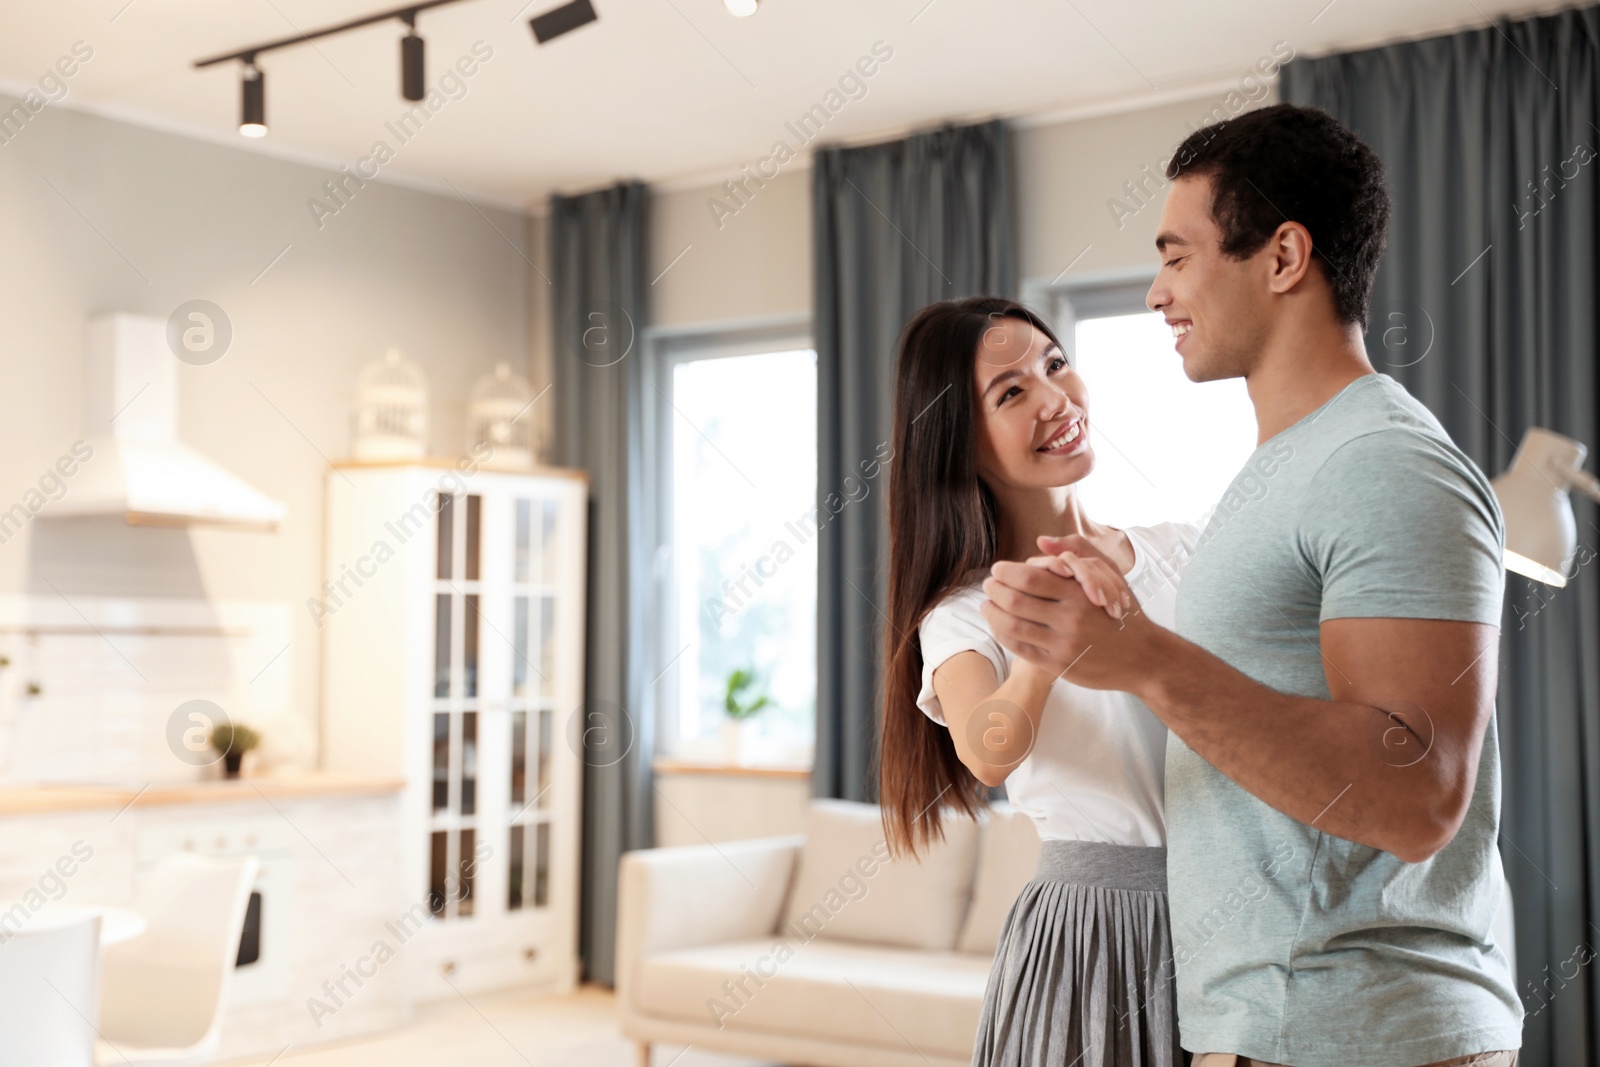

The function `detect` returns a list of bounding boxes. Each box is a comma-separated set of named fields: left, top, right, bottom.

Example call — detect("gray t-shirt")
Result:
left=1168, top=373, right=1522, bottom=1065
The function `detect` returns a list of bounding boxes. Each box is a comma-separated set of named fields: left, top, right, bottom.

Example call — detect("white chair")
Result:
left=95, top=854, right=260, bottom=1066
left=0, top=914, right=102, bottom=1066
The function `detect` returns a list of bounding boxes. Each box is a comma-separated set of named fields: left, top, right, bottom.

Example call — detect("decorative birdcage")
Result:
left=353, top=347, right=428, bottom=461
left=467, top=361, right=535, bottom=469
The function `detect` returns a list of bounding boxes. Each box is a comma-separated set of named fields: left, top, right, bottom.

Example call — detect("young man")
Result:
left=981, top=103, right=1522, bottom=1066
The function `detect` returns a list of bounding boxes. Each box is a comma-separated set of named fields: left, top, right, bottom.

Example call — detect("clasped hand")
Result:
left=978, top=533, right=1154, bottom=690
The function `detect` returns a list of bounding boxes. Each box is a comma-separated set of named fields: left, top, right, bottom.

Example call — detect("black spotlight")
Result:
left=400, top=12, right=425, bottom=101
left=529, top=0, right=598, bottom=44
left=240, top=60, right=266, bottom=137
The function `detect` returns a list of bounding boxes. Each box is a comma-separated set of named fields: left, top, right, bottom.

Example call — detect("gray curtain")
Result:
left=813, top=120, right=1015, bottom=802
left=549, top=180, right=653, bottom=986
left=1284, top=9, right=1600, bottom=1064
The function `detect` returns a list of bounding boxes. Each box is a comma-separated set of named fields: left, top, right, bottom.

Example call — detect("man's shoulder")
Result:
left=1300, top=373, right=1437, bottom=441
left=1302, top=375, right=1487, bottom=490
left=1294, top=383, right=1506, bottom=581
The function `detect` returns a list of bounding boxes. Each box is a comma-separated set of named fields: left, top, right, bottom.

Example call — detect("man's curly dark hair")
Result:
left=1166, top=103, right=1391, bottom=330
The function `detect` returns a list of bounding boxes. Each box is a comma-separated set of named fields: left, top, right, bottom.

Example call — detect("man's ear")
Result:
left=1267, top=221, right=1316, bottom=296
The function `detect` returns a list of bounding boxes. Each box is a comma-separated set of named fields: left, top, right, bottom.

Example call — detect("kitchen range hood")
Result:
left=53, top=314, right=286, bottom=530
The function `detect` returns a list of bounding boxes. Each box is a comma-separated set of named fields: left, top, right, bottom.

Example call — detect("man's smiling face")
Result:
left=1146, top=173, right=1276, bottom=384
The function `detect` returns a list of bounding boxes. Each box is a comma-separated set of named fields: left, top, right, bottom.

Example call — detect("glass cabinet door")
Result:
left=507, top=495, right=557, bottom=913
left=425, top=482, right=566, bottom=935
left=429, top=491, right=483, bottom=921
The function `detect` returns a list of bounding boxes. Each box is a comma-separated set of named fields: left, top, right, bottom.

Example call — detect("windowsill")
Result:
left=652, top=756, right=812, bottom=780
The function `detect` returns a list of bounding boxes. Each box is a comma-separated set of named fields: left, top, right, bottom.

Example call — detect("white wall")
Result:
left=527, top=210, right=555, bottom=464
left=650, top=169, right=814, bottom=329
left=639, top=91, right=1226, bottom=332
left=0, top=95, right=533, bottom=758
left=1016, top=95, right=1229, bottom=286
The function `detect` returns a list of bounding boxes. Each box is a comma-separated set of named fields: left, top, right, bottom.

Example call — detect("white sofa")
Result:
left=617, top=798, right=1523, bottom=1067
left=616, top=798, right=1041, bottom=1067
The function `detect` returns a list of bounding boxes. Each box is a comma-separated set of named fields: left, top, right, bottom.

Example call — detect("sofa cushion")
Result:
left=780, top=798, right=978, bottom=952
left=956, top=803, right=1041, bottom=955
left=636, top=936, right=990, bottom=1060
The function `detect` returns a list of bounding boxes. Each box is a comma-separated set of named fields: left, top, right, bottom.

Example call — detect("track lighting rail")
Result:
left=192, top=0, right=471, bottom=69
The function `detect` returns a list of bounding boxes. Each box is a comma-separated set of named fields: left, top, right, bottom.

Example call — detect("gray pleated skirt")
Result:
left=971, top=839, right=1184, bottom=1067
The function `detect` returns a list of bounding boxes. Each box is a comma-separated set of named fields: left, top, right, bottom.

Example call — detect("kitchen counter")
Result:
left=0, top=771, right=407, bottom=815
left=0, top=770, right=408, bottom=1058
left=653, top=756, right=811, bottom=779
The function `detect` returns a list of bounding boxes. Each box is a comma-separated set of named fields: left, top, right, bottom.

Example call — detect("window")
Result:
left=648, top=324, right=817, bottom=766
left=1056, top=285, right=1257, bottom=528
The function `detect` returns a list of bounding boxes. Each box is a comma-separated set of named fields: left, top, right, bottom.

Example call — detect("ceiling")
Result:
left=0, top=0, right=1570, bottom=208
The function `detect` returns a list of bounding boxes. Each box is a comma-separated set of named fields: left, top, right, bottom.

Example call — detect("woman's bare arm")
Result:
left=928, top=551, right=1129, bottom=787
left=930, top=651, right=1056, bottom=788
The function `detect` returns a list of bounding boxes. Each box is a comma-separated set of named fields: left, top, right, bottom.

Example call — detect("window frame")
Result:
left=1034, top=269, right=1268, bottom=531
left=1035, top=273, right=1159, bottom=366
left=641, top=314, right=815, bottom=761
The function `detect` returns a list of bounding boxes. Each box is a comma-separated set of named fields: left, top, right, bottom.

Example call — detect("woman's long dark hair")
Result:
left=879, top=296, right=1067, bottom=859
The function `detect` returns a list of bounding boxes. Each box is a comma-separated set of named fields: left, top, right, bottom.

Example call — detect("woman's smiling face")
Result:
left=972, top=315, right=1094, bottom=491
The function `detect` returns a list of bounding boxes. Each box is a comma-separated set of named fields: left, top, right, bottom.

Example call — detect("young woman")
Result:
left=879, top=296, right=1198, bottom=1067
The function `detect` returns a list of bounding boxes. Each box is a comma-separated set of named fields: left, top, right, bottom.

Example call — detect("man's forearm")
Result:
left=1133, top=625, right=1457, bottom=862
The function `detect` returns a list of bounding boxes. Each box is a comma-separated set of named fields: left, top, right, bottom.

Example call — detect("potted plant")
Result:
left=721, top=667, right=772, bottom=764
left=210, top=722, right=262, bottom=780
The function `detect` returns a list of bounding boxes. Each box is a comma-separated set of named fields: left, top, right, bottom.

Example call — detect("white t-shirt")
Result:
left=914, top=522, right=1201, bottom=847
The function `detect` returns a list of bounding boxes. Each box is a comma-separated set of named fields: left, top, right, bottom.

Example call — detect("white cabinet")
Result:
left=320, top=461, right=588, bottom=1001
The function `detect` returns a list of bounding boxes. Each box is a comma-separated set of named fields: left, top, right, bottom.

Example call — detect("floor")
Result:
left=236, top=984, right=774, bottom=1067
